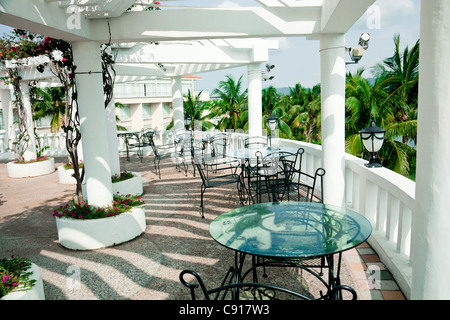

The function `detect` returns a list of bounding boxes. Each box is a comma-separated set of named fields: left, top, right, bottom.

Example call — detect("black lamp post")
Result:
left=184, top=114, right=192, bottom=130
left=266, top=113, right=279, bottom=149
left=359, top=116, right=386, bottom=168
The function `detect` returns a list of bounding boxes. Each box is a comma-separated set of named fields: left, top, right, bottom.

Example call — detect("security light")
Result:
left=346, top=33, right=371, bottom=65
left=266, top=64, right=275, bottom=72
left=358, top=33, right=371, bottom=49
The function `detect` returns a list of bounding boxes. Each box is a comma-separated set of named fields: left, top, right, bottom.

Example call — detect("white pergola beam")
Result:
left=0, top=0, right=92, bottom=41
left=89, top=7, right=322, bottom=43
left=2, top=0, right=373, bottom=43
left=321, top=0, right=375, bottom=33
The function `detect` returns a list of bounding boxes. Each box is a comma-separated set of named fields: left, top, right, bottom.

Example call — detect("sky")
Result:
left=0, top=0, right=421, bottom=93
left=190, top=0, right=421, bottom=92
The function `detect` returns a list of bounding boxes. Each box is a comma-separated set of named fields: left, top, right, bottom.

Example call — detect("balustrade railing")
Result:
left=1, top=129, right=413, bottom=297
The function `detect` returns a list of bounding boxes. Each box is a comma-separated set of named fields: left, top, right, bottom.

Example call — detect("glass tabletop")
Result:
left=209, top=201, right=372, bottom=259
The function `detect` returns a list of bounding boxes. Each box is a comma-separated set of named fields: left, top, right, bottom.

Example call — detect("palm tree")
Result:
left=345, top=69, right=415, bottom=176
left=282, top=83, right=321, bottom=143
left=207, top=75, right=248, bottom=131
left=183, top=89, right=213, bottom=130
left=374, top=34, right=419, bottom=145
left=33, top=87, right=66, bottom=132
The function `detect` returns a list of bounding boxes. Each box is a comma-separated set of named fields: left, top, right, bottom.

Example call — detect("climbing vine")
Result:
left=1, top=29, right=116, bottom=203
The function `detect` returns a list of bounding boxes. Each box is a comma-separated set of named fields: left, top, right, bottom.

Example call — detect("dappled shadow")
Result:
left=0, top=154, right=356, bottom=300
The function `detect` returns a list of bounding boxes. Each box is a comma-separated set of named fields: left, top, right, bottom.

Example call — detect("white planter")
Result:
left=112, top=171, right=143, bottom=196
left=0, top=263, right=45, bottom=300
left=7, top=157, right=55, bottom=178
left=55, top=206, right=146, bottom=250
left=82, top=171, right=143, bottom=199
left=57, top=165, right=77, bottom=184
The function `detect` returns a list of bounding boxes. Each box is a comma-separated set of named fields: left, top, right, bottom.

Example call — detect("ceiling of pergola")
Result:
left=0, top=0, right=375, bottom=83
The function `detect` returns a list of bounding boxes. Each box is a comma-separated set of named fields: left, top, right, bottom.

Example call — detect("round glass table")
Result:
left=209, top=201, right=372, bottom=299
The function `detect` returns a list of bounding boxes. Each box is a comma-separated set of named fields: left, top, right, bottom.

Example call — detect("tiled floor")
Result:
left=0, top=155, right=407, bottom=300
left=343, top=242, right=406, bottom=300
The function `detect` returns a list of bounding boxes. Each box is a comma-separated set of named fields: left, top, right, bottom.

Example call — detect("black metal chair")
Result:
left=179, top=268, right=357, bottom=300
left=175, top=130, right=194, bottom=176
left=119, top=131, right=149, bottom=162
left=203, top=132, right=238, bottom=171
left=144, top=130, right=180, bottom=179
left=192, top=144, right=243, bottom=218
left=252, top=149, right=299, bottom=203
left=279, top=155, right=326, bottom=203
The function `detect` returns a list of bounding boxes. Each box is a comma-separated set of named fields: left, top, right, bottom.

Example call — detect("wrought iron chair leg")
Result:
left=200, top=184, right=206, bottom=218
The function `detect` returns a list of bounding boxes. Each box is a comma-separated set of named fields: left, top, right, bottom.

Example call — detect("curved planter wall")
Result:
left=55, top=206, right=146, bottom=250
left=7, top=158, right=55, bottom=178
left=82, top=171, right=143, bottom=199
left=0, top=263, right=45, bottom=300
left=112, top=172, right=143, bottom=196
left=57, top=166, right=77, bottom=184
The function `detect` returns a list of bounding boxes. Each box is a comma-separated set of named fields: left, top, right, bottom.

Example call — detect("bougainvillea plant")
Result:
left=0, top=255, right=36, bottom=298
left=53, top=193, right=144, bottom=220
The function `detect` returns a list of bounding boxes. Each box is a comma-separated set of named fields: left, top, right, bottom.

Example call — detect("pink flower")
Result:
left=12, top=283, right=17, bottom=286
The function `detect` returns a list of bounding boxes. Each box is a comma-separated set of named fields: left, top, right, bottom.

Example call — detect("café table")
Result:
left=209, top=201, right=372, bottom=299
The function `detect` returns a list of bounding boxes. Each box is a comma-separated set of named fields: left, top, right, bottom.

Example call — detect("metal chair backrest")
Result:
left=179, top=268, right=357, bottom=301
left=244, top=136, right=268, bottom=149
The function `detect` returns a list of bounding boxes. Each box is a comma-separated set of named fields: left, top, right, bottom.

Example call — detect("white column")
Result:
left=247, top=63, right=263, bottom=137
left=72, top=40, right=113, bottom=207
left=153, top=102, right=164, bottom=130
left=319, top=34, right=346, bottom=207
left=0, top=88, right=15, bottom=154
left=105, top=96, right=121, bottom=176
left=411, top=0, right=450, bottom=300
left=19, top=82, right=37, bottom=161
left=171, top=76, right=184, bottom=131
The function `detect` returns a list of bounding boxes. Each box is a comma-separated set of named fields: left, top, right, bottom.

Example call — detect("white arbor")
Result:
left=11, top=0, right=450, bottom=300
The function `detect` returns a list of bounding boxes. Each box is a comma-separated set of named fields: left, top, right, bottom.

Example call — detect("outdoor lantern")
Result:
left=184, top=114, right=192, bottom=130
left=266, top=113, right=279, bottom=148
left=359, top=116, right=386, bottom=168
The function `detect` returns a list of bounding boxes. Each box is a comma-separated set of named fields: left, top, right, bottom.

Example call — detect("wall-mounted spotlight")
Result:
left=266, top=64, right=275, bottom=72
left=262, top=73, right=274, bottom=81
left=262, top=63, right=275, bottom=81
left=346, top=33, right=370, bottom=65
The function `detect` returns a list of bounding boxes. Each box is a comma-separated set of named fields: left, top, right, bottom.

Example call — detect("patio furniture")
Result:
left=192, top=147, right=244, bottom=218
left=208, top=201, right=372, bottom=299
left=226, top=146, right=299, bottom=204
left=203, top=132, right=239, bottom=174
left=244, top=136, right=268, bottom=149
left=179, top=267, right=357, bottom=300
left=280, top=164, right=326, bottom=203
left=118, top=130, right=149, bottom=162
left=250, top=149, right=298, bottom=203
left=144, top=130, right=180, bottom=179
left=175, top=130, right=194, bottom=176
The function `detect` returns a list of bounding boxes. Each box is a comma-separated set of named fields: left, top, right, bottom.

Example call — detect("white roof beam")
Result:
left=90, top=7, right=322, bottom=43
left=321, top=0, right=376, bottom=33
left=112, top=39, right=277, bottom=65
left=0, top=0, right=93, bottom=41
